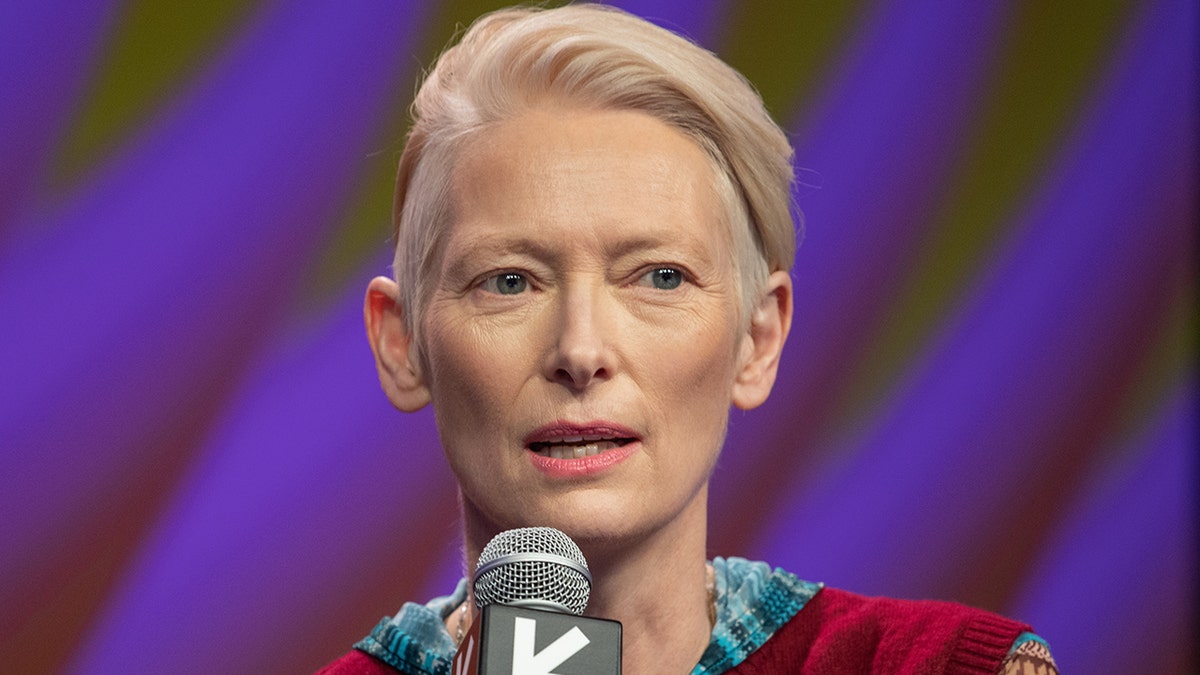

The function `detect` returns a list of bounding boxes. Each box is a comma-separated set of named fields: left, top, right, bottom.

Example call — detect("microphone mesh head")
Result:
left=472, top=527, right=591, bottom=615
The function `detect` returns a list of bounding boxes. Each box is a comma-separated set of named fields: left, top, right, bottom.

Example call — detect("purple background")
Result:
left=1, top=1, right=1194, bottom=673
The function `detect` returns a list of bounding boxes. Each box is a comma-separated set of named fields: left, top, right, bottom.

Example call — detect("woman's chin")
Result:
left=532, top=510, right=643, bottom=545
left=473, top=494, right=655, bottom=550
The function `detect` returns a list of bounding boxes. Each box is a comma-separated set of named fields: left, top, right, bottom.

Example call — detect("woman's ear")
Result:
left=364, top=276, right=431, bottom=412
left=732, top=270, right=793, bottom=410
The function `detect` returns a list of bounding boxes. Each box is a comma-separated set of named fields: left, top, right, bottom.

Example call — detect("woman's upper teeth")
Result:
left=557, top=434, right=612, bottom=443
left=541, top=440, right=618, bottom=459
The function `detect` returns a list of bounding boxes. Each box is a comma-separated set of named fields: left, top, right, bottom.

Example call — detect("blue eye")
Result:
left=482, top=272, right=527, bottom=295
left=642, top=267, right=684, bottom=290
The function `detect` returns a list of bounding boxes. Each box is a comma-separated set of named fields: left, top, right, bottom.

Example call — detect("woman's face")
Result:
left=420, top=106, right=759, bottom=547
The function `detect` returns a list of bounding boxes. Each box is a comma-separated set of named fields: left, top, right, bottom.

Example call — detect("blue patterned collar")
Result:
left=695, top=558, right=821, bottom=673
left=355, top=557, right=821, bottom=675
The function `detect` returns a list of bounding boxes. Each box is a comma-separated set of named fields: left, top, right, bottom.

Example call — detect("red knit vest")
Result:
left=725, top=587, right=1030, bottom=675
left=317, top=587, right=1030, bottom=674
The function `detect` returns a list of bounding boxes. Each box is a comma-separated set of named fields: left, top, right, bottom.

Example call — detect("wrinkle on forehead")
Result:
left=474, top=120, right=701, bottom=185
left=444, top=105, right=732, bottom=261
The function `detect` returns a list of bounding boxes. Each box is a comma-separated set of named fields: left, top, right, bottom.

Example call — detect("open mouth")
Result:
left=528, top=435, right=637, bottom=460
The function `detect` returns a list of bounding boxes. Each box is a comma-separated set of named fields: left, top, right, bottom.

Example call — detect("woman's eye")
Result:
left=481, top=272, right=528, bottom=295
left=640, top=267, right=684, bottom=290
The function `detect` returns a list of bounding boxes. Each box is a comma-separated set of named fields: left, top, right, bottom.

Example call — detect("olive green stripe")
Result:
left=50, top=0, right=260, bottom=191
left=717, top=1, right=871, bottom=123
left=836, top=0, right=1140, bottom=421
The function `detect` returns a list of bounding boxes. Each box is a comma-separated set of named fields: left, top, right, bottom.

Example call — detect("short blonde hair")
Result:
left=392, top=3, right=799, bottom=345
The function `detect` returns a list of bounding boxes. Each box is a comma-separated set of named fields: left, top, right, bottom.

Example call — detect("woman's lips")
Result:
left=524, top=422, right=640, bottom=477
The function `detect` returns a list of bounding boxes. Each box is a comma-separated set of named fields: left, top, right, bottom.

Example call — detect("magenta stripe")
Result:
left=1008, top=383, right=1195, bottom=672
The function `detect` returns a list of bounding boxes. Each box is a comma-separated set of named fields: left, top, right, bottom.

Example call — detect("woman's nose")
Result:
left=543, top=286, right=615, bottom=390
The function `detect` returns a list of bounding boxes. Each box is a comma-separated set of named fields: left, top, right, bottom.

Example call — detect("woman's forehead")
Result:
left=446, top=107, right=725, bottom=236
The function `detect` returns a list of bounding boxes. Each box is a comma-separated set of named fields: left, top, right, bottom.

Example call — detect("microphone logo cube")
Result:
left=468, top=604, right=621, bottom=674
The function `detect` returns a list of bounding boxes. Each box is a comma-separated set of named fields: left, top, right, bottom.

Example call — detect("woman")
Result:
left=323, top=5, right=1057, bottom=674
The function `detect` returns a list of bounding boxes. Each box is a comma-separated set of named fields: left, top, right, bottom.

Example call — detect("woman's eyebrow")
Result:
left=605, top=234, right=715, bottom=264
left=442, top=231, right=715, bottom=268
left=443, top=234, right=559, bottom=264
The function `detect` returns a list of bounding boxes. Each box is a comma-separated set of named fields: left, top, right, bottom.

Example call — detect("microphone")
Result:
left=452, top=527, right=622, bottom=675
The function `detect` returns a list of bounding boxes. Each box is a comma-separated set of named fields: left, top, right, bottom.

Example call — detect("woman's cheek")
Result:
left=650, top=307, right=739, bottom=379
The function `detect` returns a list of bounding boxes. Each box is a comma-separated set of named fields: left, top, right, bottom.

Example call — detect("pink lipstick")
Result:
left=524, top=421, right=640, bottom=478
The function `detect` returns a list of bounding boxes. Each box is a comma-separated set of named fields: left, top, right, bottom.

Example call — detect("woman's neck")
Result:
left=460, top=490, right=714, bottom=675
left=583, top=508, right=714, bottom=675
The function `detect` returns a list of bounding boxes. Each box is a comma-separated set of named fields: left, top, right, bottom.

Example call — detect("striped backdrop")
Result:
left=1, top=1, right=1194, bottom=673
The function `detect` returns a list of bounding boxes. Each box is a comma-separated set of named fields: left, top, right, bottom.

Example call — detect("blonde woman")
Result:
left=322, top=5, right=1057, bottom=674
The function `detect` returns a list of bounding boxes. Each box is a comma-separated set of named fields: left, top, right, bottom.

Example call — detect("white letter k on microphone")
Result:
left=511, top=617, right=590, bottom=675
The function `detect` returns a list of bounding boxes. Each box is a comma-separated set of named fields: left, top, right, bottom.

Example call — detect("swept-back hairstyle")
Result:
left=392, top=3, right=798, bottom=345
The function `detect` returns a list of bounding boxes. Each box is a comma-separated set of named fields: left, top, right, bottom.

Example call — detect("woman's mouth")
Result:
left=523, top=422, right=640, bottom=477
left=529, top=436, right=634, bottom=460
